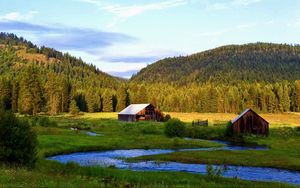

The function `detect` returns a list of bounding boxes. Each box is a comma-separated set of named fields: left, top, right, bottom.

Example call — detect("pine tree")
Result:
left=136, top=85, right=148, bottom=104
left=11, top=81, right=19, bottom=112
left=111, top=94, right=117, bottom=112
left=294, top=80, right=300, bottom=111
left=282, top=83, right=290, bottom=112
left=125, top=90, right=131, bottom=107
left=86, top=87, right=100, bottom=113
left=116, top=86, right=128, bottom=111
left=45, top=73, right=60, bottom=115
left=0, top=78, right=11, bottom=110
left=18, top=65, right=42, bottom=115
left=102, top=90, right=112, bottom=112
left=69, top=99, right=79, bottom=115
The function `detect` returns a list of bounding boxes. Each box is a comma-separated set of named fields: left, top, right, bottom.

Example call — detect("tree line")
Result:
left=132, top=43, right=300, bottom=84
left=1, top=33, right=300, bottom=114
left=1, top=70, right=300, bottom=114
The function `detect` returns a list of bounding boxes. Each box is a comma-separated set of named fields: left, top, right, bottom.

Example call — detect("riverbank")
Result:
left=1, top=113, right=299, bottom=187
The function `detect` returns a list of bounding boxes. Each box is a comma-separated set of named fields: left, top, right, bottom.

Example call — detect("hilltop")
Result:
left=0, top=33, right=122, bottom=115
left=131, top=43, right=300, bottom=84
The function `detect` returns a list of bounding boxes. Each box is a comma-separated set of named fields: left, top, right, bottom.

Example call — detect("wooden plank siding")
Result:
left=231, top=109, right=269, bottom=136
left=118, top=104, right=163, bottom=122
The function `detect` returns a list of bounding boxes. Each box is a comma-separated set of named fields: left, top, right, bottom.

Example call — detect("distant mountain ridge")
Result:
left=0, top=32, right=122, bottom=115
left=0, top=32, right=119, bottom=87
left=131, top=43, right=300, bottom=84
left=1, top=33, right=300, bottom=114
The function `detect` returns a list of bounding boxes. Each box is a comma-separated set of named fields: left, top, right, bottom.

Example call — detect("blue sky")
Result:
left=1, top=0, right=300, bottom=78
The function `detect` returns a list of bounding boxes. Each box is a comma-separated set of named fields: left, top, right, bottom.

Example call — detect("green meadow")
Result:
left=0, top=112, right=299, bottom=187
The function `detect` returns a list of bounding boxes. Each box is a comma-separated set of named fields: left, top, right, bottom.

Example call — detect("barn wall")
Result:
left=136, top=105, right=157, bottom=121
left=232, top=110, right=269, bottom=136
left=118, top=104, right=163, bottom=122
left=118, top=115, right=136, bottom=122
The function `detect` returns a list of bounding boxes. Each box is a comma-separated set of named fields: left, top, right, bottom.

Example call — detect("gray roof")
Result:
left=118, top=104, right=151, bottom=115
left=231, top=108, right=251, bottom=124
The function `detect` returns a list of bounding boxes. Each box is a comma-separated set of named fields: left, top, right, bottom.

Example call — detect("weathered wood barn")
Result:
left=118, top=104, right=163, bottom=122
left=230, top=108, right=269, bottom=136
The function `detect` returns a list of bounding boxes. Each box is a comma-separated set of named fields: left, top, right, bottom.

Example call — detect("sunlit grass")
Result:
left=55, top=112, right=300, bottom=127
left=167, top=112, right=300, bottom=127
left=1, top=113, right=298, bottom=187
left=77, top=112, right=118, bottom=119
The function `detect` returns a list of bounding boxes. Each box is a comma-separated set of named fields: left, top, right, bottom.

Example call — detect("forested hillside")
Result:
left=129, top=43, right=300, bottom=113
left=0, top=33, right=300, bottom=114
left=132, top=43, right=300, bottom=84
left=0, top=33, right=123, bottom=115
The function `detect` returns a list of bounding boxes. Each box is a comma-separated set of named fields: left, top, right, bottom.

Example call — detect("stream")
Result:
left=48, top=139, right=300, bottom=185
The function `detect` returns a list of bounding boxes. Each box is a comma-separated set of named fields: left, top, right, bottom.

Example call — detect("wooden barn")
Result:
left=118, top=104, right=163, bottom=122
left=230, top=108, right=269, bottom=136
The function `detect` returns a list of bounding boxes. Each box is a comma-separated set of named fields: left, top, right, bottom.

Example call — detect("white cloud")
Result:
left=233, top=0, right=262, bottom=6
left=236, top=23, right=257, bottom=29
left=102, top=0, right=187, bottom=18
left=80, top=0, right=188, bottom=18
left=287, top=18, right=300, bottom=27
left=0, top=11, right=39, bottom=22
left=205, top=0, right=262, bottom=11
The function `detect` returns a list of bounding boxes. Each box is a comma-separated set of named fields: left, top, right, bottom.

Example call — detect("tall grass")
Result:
left=0, top=160, right=295, bottom=188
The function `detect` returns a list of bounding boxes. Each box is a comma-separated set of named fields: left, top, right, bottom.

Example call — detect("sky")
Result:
left=1, top=0, right=300, bottom=78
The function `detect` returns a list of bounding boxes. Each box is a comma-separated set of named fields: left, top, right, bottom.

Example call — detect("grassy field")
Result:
left=1, top=112, right=299, bottom=187
left=75, top=112, right=300, bottom=127
left=2, top=160, right=294, bottom=188
left=167, top=112, right=300, bottom=127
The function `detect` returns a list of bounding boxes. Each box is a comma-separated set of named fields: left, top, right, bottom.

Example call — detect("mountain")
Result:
left=0, top=32, right=122, bottom=115
left=0, top=33, right=118, bottom=87
left=131, top=43, right=300, bottom=84
left=1, top=33, right=300, bottom=114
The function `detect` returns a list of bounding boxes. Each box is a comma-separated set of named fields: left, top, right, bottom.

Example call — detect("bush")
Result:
left=163, top=114, right=171, bottom=122
left=164, top=118, right=185, bottom=137
left=225, top=121, right=233, bottom=137
left=0, top=110, right=38, bottom=167
left=141, top=124, right=159, bottom=135
left=69, top=100, right=80, bottom=115
left=37, top=116, right=57, bottom=127
left=206, top=164, right=227, bottom=178
left=172, top=137, right=185, bottom=146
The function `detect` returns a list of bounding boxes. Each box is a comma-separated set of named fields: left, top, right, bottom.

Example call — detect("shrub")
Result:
left=206, top=164, right=226, bottom=178
left=185, top=125, right=227, bottom=140
left=164, top=118, right=185, bottom=137
left=0, top=110, right=38, bottom=167
left=225, top=121, right=233, bottom=137
left=163, top=114, right=171, bottom=122
left=37, top=116, right=57, bottom=127
left=69, top=100, right=80, bottom=115
left=172, top=137, right=185, bottom=146
left=141, top=124, right=159, bottom=134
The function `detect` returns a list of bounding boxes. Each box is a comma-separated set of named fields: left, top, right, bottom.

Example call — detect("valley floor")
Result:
left=1, top=112, right=300, bottom=187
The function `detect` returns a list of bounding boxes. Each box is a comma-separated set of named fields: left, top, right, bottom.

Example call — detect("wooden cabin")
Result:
left=118, top=104, right=163, bottom=122
left=230, top=108, right=269, bottom=136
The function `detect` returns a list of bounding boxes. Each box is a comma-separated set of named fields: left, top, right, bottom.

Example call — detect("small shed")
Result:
left=118, top=103, right=163, bottom=122
left=230, top=108, right=269, bottom=136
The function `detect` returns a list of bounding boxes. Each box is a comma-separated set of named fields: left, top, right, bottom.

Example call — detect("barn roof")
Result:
left=231, top=108, right=268, bottom=124
left=231, top=108, right=251, bottom=124
left=118, top=104, right=151, bottom=115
